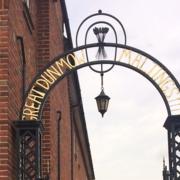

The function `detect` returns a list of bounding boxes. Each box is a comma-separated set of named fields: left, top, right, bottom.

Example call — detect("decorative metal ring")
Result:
left=84, top=21, right=118, bottom=73
left=75, top=10, right=127, bottom=47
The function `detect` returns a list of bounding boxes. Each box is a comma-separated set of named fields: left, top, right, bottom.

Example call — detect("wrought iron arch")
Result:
left=20, top=43, right=180, bottom=120
left=15, top=11, right=180, bottom=180
left=16, top=43, right=180, bottom=180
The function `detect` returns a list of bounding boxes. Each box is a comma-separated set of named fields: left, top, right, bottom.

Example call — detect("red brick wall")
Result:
left=32, top=0, right=72, bottom=179
left=0, top=0, right=93, bottom=179
left=0, top=0, right=39, bottom=179
left=48, top=1, right=72, bottom=179
left=36, top=0, right=51, bottom=177
left=8, top=0, right=37, bottom=120
left=8, top=0, right=38, bottom=179
left=0, top=0, right=9, bottom=179
left=73, top=126, right=89, bottom=180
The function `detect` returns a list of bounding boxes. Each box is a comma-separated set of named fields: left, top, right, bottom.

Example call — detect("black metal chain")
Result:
left=100, top=64, right=104, bottom=90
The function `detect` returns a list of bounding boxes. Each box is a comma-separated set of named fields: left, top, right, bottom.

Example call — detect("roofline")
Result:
left=59, top=0, right=95, bottom=179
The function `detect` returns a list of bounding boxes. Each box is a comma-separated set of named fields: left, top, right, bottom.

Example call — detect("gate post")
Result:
left=164, top=115, right=180, bottom=180
left=163, top=159, right=170, bottom=180
left=14, top=120, right=43, bottom=180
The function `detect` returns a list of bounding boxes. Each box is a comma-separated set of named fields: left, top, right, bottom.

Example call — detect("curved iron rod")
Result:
left=20, top=43, right=180, bottom=119
left=76, top=11, right=127, bottom=47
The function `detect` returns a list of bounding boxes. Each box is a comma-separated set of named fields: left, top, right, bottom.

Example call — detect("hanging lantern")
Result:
left=95, top=89, right=110, bottom=117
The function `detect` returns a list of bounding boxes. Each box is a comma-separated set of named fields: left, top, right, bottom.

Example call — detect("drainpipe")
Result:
left=16, top=36, right=26, bottom=100
left=57, top=111, right=62, bottom=180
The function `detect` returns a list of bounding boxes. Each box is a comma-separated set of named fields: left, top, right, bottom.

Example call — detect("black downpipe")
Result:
left=71, top=110, right=74, bottom=180
left=57, top=111, right=62, bottom=180
left=16, top=36, right=26, bottom=100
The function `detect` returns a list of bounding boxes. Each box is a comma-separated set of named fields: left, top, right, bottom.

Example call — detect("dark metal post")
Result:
left=163, top=159, right=170, bottom=180
left=163, top=169, right=170, bottom=180
left=164, top=115, right=180, bottom=180
left=56, top=111, right=61, bottom=180
left=14, top=120, right=43, bottom=180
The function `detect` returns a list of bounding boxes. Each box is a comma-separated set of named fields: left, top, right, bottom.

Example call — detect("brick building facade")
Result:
left=0, top=0, right=95, bottom=179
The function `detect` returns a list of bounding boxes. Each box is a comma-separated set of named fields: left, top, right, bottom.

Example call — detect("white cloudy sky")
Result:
left=65, top=0, right=180, bottom=179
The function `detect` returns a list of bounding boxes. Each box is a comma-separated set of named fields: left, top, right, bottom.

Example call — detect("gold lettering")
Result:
left=170, top=103, right=180, bottom=107
left=66, top=54, right=78, bottom=67
left=28, top=93, right=44, bottom=104
left=31, top=86, right=45, bottom=97
left=118, top=49, right=131, bottom=63
left=21, top=49, right=180, bottom=120
left=36, top=79, right=50, bottom=90
left=160, top=80, right=174, bottom=93
left=131, top=55, right=147, bottom=69
left=147, top=65, right=162, bottom=78
left=159, top=77, right=172, bottom=89
left=22, top=84, right=46, bottom=120
left=152, top=69, right=162, bottom=79
left=45, top=66, right=62, bottom=80
left=168, top=97, right=180, bottom=103
left=25, top=101, right=40, bottom=110
left=22, top=115, right=26, bottom=120
left=139, top=59, right=147, bottom=69
left=77, top=51, right=86, bottom=64
left=147, top=64, right=157, bottom=76
left=163, top=86, right=180, bottom=98
left=152, top=71, right=173, bottom=91
left=22, top=108, right=38, bottom=120
left=56, top=58, right=73, bottom=71
left=41, top=73, right=55, bottom=84
left=171, top=108, right=180, bottom=112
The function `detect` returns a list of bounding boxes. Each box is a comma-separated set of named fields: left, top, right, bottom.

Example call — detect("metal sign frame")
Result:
left=20, top=43, right=180, bottom=121
left=15, top=11, right=180, bottom=180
